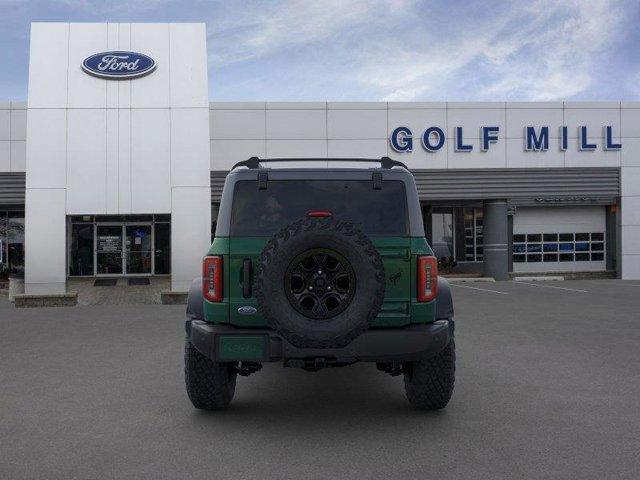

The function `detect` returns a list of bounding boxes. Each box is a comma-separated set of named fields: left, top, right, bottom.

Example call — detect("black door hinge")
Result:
left=372, top=171, right=382, bottom=189
left=258, top=172, right=268, bottom=190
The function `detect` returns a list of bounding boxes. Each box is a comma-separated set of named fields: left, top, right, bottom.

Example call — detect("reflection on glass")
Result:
left=559, top=243, right=573, bottom=252
left=126, top=225, right=152, bottom=274
left=513, top=231, right=606, bottom=264
left=154, top=223, right=171, bottom=275
left=7, top=212, right=25, bottom=274
left=0, top=213, right=6, bottom=269
left=431, top=212, right=454, bottom=260
left=70, top=224, right=94, bottom=276
left=97, top=225, right=123, bottom=275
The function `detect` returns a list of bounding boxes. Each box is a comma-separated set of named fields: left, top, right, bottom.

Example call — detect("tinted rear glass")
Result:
left=230, top=180, right=408, bottom=236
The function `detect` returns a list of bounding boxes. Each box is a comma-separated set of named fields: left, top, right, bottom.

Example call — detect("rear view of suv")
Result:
left=184, top=157, right=455, bottom=410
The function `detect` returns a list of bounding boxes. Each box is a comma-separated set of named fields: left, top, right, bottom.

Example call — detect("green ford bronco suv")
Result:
left=184, top=157, right=455, bottom=410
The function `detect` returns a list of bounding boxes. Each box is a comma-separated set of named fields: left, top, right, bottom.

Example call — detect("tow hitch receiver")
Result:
left=235, top=362, right=263, bottom=376
left=284, top=357, right=357, bottom=371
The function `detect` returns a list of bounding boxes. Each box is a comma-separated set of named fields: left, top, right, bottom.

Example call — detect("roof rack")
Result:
left=231, top=157, right=408, bottom=170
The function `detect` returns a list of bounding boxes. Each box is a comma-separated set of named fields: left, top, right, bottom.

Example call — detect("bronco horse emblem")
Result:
left=389, top=271, right=402, bottom=285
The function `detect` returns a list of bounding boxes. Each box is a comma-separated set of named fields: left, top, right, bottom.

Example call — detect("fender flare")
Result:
left=186, top=277, right=204, bottom=320
left=436, top=276, right=454, bottom=320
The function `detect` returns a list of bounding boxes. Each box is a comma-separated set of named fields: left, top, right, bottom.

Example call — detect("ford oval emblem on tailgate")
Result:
left=237, top=306, right=257, bottom=315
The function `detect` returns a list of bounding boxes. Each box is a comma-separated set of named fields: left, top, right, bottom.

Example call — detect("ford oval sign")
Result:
left=82, top=51, right=156, bottom=80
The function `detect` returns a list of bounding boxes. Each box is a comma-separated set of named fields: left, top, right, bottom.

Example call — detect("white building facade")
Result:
left=1, top=22, right=639, bottom=294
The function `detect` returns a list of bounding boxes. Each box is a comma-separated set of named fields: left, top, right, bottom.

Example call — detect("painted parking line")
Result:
left=513, top=281, right=588, bottom=293
left=450, top=283, right=509, bottom=295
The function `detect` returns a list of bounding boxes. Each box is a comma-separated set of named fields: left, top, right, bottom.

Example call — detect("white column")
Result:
left=168, top=24, right=211, bottom=292
left=169, top=107, right=211, bottom=291
left=621, top=104, right=640, bottom=279
left=171, top=187, right=211, bottom=291
left=25, top=189, right=66, bottom=294
left=620, top=166, right=640, bottom=279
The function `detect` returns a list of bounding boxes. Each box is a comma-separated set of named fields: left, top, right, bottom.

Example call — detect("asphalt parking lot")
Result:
left=1, top=279, right=640, bottom=480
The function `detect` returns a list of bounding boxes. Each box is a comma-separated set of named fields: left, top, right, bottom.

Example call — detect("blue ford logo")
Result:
left=237, top=306, right=257, bottom=316
left=82, top=51, right=156, bottom=80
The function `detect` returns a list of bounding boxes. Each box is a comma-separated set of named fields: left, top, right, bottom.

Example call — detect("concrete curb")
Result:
left=514, top=276, right=565, bottom=282
left=14, top=292, right=78, bottom=308
left=161, top=291, right=188, bottom=305
left=444, top=277, right=496, bottom=283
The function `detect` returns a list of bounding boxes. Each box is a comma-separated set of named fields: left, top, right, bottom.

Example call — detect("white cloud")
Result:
left=358, top=0, right=628, bottom=101
left=208, top=0, right=631, bottom=101
left=16, top=0, right=177, bottom=11
left=208, top=0, right=413, bottom=66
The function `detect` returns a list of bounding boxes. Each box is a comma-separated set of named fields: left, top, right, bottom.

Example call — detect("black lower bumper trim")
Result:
left=186, top=320, right=451, bottom=363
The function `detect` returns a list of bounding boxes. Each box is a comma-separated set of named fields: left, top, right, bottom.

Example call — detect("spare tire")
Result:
left=255, top=216, right=385, bottom=349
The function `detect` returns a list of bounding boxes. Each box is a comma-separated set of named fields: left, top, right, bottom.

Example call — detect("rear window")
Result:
left=230, top=180, right=408, bottom=236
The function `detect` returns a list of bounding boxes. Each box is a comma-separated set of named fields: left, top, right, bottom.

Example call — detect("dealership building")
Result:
left=1, top=22, right=640, bottom=296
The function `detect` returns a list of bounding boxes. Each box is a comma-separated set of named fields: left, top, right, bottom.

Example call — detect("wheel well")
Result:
left=186, top=277, right=204, bottom=320
left=436, top=276, right=454, bottom=320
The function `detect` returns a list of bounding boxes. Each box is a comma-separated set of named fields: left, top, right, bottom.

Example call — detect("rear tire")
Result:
left=184, top=341, right=237, bottom=410
left=403, top=338, right=456, bottom=410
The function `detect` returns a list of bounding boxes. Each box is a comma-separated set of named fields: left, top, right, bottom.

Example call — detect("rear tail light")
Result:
left=417, top=256, right=438, bottom=302
left=203, top=256, right=223, bottom=302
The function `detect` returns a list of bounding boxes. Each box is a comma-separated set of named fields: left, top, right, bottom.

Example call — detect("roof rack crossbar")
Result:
left=231, top=157, right=408, bottom=170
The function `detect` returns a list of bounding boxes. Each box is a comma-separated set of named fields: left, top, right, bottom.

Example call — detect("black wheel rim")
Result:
left=284, top=248, right=356, bottom=320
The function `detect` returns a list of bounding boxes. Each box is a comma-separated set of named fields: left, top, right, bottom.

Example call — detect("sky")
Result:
left=1, top=0, right=639, bottom=102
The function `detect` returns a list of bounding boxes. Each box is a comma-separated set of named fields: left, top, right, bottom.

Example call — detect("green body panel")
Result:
left=203, top=235, right=436, bottom=328
left=217, top=335, right=266, bottom=361
left=228, top=237, right=270, bottom=327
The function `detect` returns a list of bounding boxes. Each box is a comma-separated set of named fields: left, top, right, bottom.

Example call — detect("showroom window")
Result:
left=0, top=211, right=25, bottom=275
left=0, top=212, right=5, bottom=273
left=463, top=208, right=484, bottom=262
left=513, top=232, right=605, bottom=263
left=68, top=214, right=171, bottom=276
left=430, top=208, right=454, bottom=260
left=424, top=206, right=484, bottom=266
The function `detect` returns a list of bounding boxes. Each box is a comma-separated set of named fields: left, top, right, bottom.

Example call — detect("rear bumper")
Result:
left=186, top=320, right=452, bottom=363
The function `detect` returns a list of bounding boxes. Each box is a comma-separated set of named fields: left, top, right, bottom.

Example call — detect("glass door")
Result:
left=125, top=225, right=152, bottom=275
left=431, top=209, right=454, bottom=261
left=153, top=222, right=170, bottom=274
left=96, top=225, right=123, bottom=275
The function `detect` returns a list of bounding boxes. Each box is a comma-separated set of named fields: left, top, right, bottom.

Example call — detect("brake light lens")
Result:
left=307, top=210, right=332, bottom=217
left=203, top=256, right=223, bottom=302
left=417, top=256, right=438, bottom=302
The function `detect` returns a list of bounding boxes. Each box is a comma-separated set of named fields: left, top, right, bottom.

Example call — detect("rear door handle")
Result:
left=242, top=259, right=253, bottom=298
